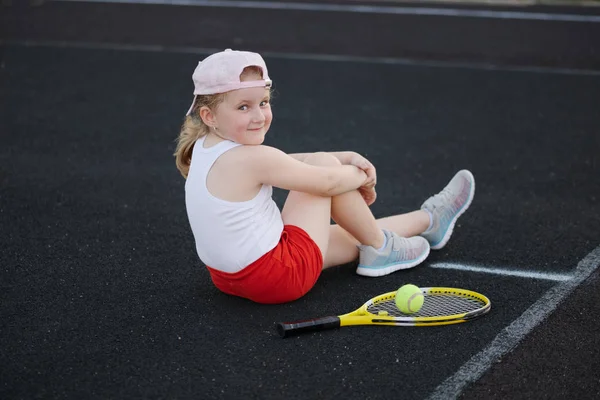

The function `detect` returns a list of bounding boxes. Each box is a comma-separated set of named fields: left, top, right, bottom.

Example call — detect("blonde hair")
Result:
left=174, top=66, right=266, bottom=178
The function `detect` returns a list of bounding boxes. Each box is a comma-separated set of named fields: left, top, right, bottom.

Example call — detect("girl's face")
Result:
left=212, top=86, right=272, bottom=145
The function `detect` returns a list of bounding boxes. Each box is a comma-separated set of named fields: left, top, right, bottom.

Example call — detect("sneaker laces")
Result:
left=391, top=235, right=408, bottom=252
left=392, top=236, right=426, bottom=259
left=428, top=187, right=453, bottom=210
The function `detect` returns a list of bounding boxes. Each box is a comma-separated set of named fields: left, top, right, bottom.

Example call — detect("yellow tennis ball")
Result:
left=395, top=284, right=424, bottom=314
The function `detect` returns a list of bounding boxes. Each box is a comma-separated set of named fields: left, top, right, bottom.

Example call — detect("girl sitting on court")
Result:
left=174, top=49, right=475, bottom=304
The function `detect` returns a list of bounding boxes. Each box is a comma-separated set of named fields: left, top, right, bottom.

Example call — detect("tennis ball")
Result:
left=395, top=284, right=424, bottom=314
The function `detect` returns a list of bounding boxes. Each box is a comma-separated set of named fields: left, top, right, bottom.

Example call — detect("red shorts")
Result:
left=206, top=225, right=323, bottom=304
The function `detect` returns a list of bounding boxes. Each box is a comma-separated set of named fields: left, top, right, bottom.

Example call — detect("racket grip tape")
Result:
left=276, top=316, right=341, bottom=338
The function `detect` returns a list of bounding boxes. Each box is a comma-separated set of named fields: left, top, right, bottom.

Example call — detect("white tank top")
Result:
left=185, top=136, right=284, bottom=273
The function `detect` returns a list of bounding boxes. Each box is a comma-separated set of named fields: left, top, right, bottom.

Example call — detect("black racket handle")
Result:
left=277, top=316, right=341, bottom=338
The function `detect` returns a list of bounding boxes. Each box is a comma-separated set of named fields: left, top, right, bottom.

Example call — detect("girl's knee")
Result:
left=303, top=152, right=341, bottom=167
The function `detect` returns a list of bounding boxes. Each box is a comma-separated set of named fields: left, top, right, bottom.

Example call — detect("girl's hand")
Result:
left=347, top=152, right=377, bottom=206
left=358, top=185, right=377, bottom=206
left=347, top=152, right=377, bottom=188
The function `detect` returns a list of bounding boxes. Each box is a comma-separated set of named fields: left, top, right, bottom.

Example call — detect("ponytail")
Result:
left=174, top=93, right=224, bottom=178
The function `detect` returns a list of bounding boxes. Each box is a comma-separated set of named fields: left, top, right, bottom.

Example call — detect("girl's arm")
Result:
left=246, top=146, right=367, bottom=197
left=289, top=151, right=376, bottom=188
left=288, top=152, right=352, bottom=163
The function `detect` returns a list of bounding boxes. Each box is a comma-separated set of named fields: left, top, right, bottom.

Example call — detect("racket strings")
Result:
left=368, top=294, right=485, bottom=318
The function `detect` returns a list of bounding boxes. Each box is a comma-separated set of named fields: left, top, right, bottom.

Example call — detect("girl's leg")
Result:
left=281, top=152, right=400, bottom=259
left=324, top=211, right=429, bottom=269
left=279, top=152, right=341, bottom=259
left=327, top=188, right=430, bottom=277
left=281, top=152, right=400, bottom=261
left=325, top=169, right=476, bottom=269
left=282, top=152, right=432, bottom=276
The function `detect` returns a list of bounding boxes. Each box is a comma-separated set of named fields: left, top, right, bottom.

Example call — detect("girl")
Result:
left=175, top=49, right=475, bottom=304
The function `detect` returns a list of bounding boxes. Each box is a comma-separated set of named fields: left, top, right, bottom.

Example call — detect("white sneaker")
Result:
left=356, top=230, right=430, bottom=277
left=421, top=170, right=475, bottom=250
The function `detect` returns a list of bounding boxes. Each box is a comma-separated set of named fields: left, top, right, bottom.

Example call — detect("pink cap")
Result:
left=186, top=49, right=272, bottom=115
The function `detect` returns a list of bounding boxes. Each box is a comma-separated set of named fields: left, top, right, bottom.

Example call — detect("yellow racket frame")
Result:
left=277, top=287, right=491, bottom=337
left=340, top=287, right=491, bottom=327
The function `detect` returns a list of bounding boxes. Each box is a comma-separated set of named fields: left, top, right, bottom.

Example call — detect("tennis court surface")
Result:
left=2, top=1, right=600, bottom=399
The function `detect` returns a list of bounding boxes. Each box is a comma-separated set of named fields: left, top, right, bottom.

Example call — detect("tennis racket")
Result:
left=277, top=287, right=491, bottom=338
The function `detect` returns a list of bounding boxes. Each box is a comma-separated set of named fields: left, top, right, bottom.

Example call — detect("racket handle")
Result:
left=277, top=316, right=341, bottom=338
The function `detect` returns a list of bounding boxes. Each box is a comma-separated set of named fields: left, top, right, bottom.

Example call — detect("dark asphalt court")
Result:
left=2, top=1, right=600, bottom=399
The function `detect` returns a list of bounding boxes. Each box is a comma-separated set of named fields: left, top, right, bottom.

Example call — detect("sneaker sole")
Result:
left=355, top=244, right=431, bottom=277
left=430, top=170, right=476, bottom=250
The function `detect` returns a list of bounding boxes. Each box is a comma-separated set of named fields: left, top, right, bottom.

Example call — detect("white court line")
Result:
left=430, top=262, right=573, bottom=281
left=427, top=245, right=600, bottom=400
left=56, top=0, right=600, bottom=22
left=7, top=40, right=600, bottom=77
